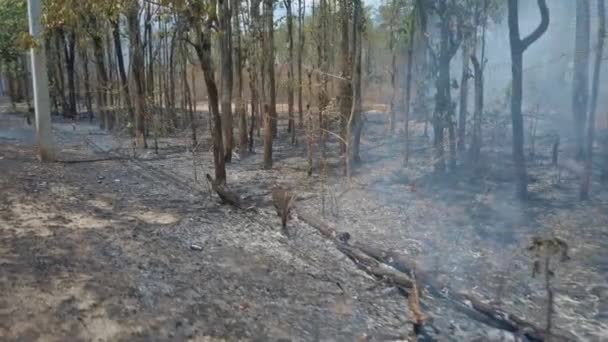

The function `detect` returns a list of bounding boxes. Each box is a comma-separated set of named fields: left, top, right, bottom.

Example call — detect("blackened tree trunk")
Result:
left=433, top=0, right=460, bottom=174
left=458, top=35, right=471, bottom=152
left=220, top=0, right=234, bottom=162
left=53, top=30, right=67, bottom=119
left=572, top=0, right=591, bottom=159
left=285, top=0, right=296, bottom=144
left=507, top=0, right=549, bottom=199
left=470, top=55, right=483, bottom=163
left=126, top=2, right=147, bottom=146
left=91, top=32, right=109, bottom=130
left=263, top=0, right=276, bottom=168
left=580, top=0, right=605, bottom=199
left=192, top=21, right=227, bottom=184
left=79, top=47, right=94, bottom=120
left=63, top=29, right=77, bottom=119
left=112, top=20, right=135, bottom=133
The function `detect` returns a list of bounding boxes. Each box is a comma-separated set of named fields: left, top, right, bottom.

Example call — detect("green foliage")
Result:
left=0, top=0, right=28, bottom=64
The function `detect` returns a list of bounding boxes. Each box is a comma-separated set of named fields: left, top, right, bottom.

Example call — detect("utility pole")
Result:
left=27, top=0, right=55, bottom=161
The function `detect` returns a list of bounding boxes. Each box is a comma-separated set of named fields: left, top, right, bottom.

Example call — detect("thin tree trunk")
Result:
left=403, top=4, right=416, bottom=167
left=388, top=0, right=398, bottom=136
left=112, top=20, right=134, bottom=133
left=507, top=0, right=549, bottom=199
left=458, top=35, right=471, bottom=152
left=63, top=29, right=77, bottom=119
left=126, top=3, right=147, bottom=146
left=297, top=0, right=305, bottom=128
left=263, top=0, right=276, bottom=168
left=220, top=0, right=234, bottom=162
left=346, top=0, right=362, bottom=177
left=79, top=47, right=94, bottom=120
left=285, top=0, right=296, bottom=144
left=54, top=30, right=68, bottom=119
left=470, top=56, right=483, bottom=164
left=580, top=0, right=605, bottom=199
left=572, top=0, right=591, bottom=159
left=193, top=25, right=227, bottom=184
left=339, top=0, right=351, bottom=161
left=233, top=0, right=247, bottom=152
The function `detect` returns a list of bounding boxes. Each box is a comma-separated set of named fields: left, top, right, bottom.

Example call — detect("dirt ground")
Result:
left=1, top=104, right=607, bottom=341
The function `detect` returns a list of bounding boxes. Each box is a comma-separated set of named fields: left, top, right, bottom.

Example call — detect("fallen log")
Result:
left=296, top=209, right=573, bottom=342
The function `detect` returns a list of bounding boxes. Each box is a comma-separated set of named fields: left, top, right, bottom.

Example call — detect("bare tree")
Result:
left=507, top=0, right=549, bottom=199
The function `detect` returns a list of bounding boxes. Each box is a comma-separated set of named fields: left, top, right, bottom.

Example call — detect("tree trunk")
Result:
left=339, top=0, right=352, bottom=161
left=403, top=4, right=416, bottom=167
left=126, top=3, right=147, bottom=147
left=580, top=0, right=605, bottom=199
left=458, top=35, right=471, bottom=152
left=507, top=0, right=549, bottom=200
left=112, top=21, right=135, bottom=133
left=388, top=0, right=398, bottom=136
left=346, top=0, right=362, bottom=177
left=470, top=56, right=483, bottom=164
left=91, top=33, right=109, bottom=130
left=220, top=0, right=234, bottom=162
left=193, top=25, right=227, bottom=184
left=285, top=0, right=296, bottom=145
left=79, top=47, right=94, bottom=121
left=297, top=0, right=305, bottom=128
left=53, top=30, right=67, bottom=119
left=572, top=0, right=591, bottom=159
left=263, top=0, right=276, bottom=168
left=63, top=29, right=77, bottom=119
left=233, top=0, right=247, bottom=153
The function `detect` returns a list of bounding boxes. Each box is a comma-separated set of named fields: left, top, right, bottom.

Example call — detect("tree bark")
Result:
left=78, top=47, right=94, bottom=121
left=112, top=20, right=134, bottom=133
left=193, top=24, right=227, bottom=184
left=297, top=0, right=305, bottom=129
left=233, top=0, right=247, bottom=153
left=572, top=0, right=591, bottom=159
left=220, top=0, right=234, bottom=162
left=388, top=0, right=398, bottom=136
left=346, top=0, right=362, bottom=177
left=458, top=35, right=471, bottom=152
left=126, top=2, right=147, bottom=147
left=470, top=56, right=483, bottom=164
left=263, top=0, right=276, bottom=168
left=403, top=4, right=416, bottom=167
left=63, top=29, right=77, bottom=119
left=580, top=0, right=605, bottom=199
left=507, top=0, right=549, bottom=199
left=339, top=0, right=352, bottom=162
left=285, top=0, right=296, bottom=145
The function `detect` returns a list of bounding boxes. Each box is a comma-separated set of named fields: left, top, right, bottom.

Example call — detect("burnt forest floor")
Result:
left=1, top=103, right=607, bottom=341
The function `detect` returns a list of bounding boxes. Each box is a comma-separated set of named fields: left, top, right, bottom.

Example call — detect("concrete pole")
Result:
left=27, top=0, right=55, bottom=161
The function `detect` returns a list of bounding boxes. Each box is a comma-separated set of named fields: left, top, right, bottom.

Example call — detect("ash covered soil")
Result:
left=1, top=108, right=607, bottom=341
